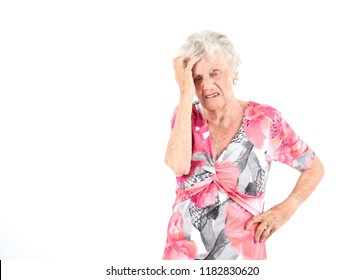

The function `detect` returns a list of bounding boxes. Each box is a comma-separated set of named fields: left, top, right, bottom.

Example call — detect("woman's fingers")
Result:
left=246, top=207, right=289, bottom=243
left=246, top=212, right=273, bottom=243
left=173, top=55, right=201, bottom=95
left=182, top=56, right=201, bottom=69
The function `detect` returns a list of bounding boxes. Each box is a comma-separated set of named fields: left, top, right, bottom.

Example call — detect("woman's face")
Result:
left=192, top=53, right=236, bottom=111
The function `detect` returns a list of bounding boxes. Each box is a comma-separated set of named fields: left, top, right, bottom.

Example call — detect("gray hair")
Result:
left=177, top=30, right=241, bottom=70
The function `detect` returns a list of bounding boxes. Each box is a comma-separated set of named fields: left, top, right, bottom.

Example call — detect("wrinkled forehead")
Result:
left=192, top=53, right=231, bottom=73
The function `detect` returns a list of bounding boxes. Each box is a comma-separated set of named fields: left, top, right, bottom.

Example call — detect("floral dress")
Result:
left=163, top=101, right=315, bottom=260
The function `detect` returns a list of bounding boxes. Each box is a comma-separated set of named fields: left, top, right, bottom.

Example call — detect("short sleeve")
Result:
left=266, top=109, right=315, bottom=172
left=243, top=101, right=315, bottom=172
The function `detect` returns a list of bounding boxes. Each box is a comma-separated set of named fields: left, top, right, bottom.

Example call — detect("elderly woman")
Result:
left=162, top=30, right=324, bottom=260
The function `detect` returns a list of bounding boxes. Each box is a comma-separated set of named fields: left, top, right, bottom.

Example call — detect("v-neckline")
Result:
left=195, top=101, right=249, bottom=163
left=213, top=126, right=244, bottom=162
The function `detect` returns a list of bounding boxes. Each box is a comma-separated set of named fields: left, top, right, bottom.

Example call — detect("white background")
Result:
left=1, top=0, right=363, bottom=279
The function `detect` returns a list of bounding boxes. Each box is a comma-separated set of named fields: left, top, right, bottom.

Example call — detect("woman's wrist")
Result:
left=179, top=91, right=194, bottom=104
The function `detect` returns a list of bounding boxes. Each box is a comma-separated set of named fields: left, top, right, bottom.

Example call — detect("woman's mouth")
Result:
left=205, top=92, right=220, bottom=99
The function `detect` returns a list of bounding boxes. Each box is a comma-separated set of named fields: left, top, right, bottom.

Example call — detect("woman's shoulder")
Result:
left=245, top=100, right=280, bottom=112
left=242, top=101, right=282, bottom=149
left=244, top=100, right=281, bottom=120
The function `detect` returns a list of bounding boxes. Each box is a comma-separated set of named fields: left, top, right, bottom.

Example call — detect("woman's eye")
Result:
left=211, top=71, right=220, bottom=77
left=194, top=77, right=202, bottom=83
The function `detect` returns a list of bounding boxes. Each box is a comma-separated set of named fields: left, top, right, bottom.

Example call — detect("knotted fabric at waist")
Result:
left=173, top=160, right=263, bottom=216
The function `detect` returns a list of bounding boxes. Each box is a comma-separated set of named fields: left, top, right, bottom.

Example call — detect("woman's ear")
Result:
left=232, top=70, right=239, bottom=84
left=233, top=70, right=239, bottom=80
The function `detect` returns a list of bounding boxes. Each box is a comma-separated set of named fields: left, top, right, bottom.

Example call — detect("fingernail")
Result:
left=254, top=239, right=257, bottom=244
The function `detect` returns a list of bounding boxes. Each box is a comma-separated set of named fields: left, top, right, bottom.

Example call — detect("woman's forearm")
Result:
left=165, top=55, right=201, bottom=176
left=246, top=156, right=324, bottom=242
left=280, top=156, right=325, bottom=216
left=164, top=95, right=194, bottom=176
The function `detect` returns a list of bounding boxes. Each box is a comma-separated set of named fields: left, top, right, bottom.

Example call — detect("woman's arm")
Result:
left=164, top=56, right=200, bottom=176
left=246, top=156, right=325, bottom=242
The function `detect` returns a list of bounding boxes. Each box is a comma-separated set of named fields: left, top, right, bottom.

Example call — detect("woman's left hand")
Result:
left=245, top=202, right=296, bottom=243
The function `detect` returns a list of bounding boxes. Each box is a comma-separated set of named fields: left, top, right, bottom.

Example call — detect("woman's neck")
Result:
left=203, top=98, right=245, bottom=128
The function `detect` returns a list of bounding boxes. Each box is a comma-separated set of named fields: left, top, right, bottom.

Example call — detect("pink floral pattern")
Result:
left=163, top=101, right=315, bottom=260
left=243, top=101, right=313, bottom=169
left=224, top=202, right=266, bottom=259
left=163, top=212, right=197, bottom=260
left=190, top=160, right=239, bottom=208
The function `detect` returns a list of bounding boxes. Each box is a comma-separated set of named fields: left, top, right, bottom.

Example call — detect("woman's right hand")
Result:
left=173, top=56, right=201, bottom=98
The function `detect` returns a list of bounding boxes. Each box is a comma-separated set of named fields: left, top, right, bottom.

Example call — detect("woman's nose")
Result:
left=202, top=77, right=214, bottom=90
